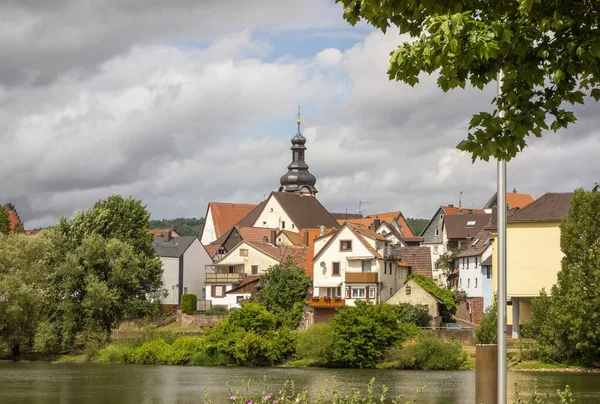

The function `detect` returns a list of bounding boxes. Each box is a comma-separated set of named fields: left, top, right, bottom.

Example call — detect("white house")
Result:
left=206, top=239, right=308, bottom=309
left=449, top=228, right=494, bottom=324
left=200, top=202, right=258, bottom=245
left=152, top=234, right=212, bottom=308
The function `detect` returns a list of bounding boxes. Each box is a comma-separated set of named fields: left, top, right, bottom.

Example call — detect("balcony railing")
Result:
left=206, top=273, right=246, bottom=283
left=345, top=272, right=378, bottom=283
left=309, top=297, right=346, bottom=308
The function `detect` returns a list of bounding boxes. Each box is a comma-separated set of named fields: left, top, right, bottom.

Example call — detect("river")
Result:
left=1, top=361, right=599, bottom=403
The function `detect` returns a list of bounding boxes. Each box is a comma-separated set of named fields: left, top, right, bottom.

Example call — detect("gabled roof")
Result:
left=149, top=228, right=179, bottom=238
left=203, top=244, right=221, bottom=259
left=330, top=213, right=364, bottom=220
left=226, top=275, right=262, bottom=295
left=210, top=226, right=277, bottom=247
left=444, top=213, right=492, bottom=239
left=508, top=192, right=573, bottom=223
left=397, top=247, right=432, bottom=278
left=314, top=222, right=387, bottom=261
left=152, top=236, right=198, bottom=258
left=456, top=229, right=492, bottom=258
left=279, top=230, right=305, bottom=246
left=236, top=200, right=268, bottom=227
left=270, top=192, right=339, bottom=230
left=341, top=210, right=416, bottom=238
left=203, top=202, right=257, bottom=239
left=484, top=192, right=536, bottom=210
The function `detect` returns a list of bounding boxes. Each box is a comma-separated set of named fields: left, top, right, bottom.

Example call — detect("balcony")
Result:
left=206, top=273, right=246, bottom=283
left=345, top=272, right=378, bottom=283
left=309, top=297, right=346, bottom=308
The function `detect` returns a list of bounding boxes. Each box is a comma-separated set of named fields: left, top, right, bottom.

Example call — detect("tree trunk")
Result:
left=10, top=344, right=20, bottom=360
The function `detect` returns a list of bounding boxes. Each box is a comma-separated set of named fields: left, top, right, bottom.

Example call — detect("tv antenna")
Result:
left=359, top=201, right=369, bottom=216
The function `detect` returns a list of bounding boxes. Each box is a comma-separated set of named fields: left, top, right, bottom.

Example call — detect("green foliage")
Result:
left=391, top=303, right=432, bottom=327
left=254, top=257, right=312, bottom=327
left=513, top=382, right=575, bottom=404
left=475, top=298, right=498, bottom=344
left=149, top=217, right=204, bottom=237
left=0, top=208, right=10, bottom=235
left=435, top=248, right=463, bottom=277
left=296, top=323, right=335, bottom=362
left=0, top=233, right=52, bottom=356
left=204, top=305, right=228, bottom=316
left=336, top=0, right=600, bottom=161
left=407, top=274, right=457, bottom=322
left=406, top=218, right=428, bottom=236
left=387, top=332, right=466, bottom=370
left=180, top=294, right=197, bottom=315
left=528, top=189, right=600, bottom=365
left=96, top=336, right=206, bottom=365
left=201, top=302, right=296, bottom=366
left=329, top=301, right=405, bottom=368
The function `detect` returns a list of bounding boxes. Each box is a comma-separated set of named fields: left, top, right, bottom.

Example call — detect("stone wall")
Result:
left=178, top=311, right=226, bottom=328
left=432, top=328, right=475, bottom=346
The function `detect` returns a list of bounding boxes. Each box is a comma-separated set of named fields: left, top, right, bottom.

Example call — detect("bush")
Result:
left=392, top=303, right=432, bottom=327
left=180, top=294, right=197, bottom=315
left=205, top=306, right=228, bottom=316
left=475, top=298, right=497, bottom=344
left=395, top=332, right=466, bottom=370
left=296, top=323, right=334, bottom=362
left=329, top=301, right=404, bottom=368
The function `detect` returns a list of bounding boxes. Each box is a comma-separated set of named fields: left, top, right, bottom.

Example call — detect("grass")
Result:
left=284, top=358, right=322, bottom=367
left=159, top=321, right=204, bottom=335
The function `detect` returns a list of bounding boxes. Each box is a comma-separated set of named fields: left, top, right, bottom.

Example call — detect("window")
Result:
left=475, top=257, right=479, bottom=267
left=291, top=224, right=295, bottom=229
left=345, top=287, right=350, bottom=299
left=362, top=260, right=372, bottom=272
left=270, top=208, right=274, bottom=213
left=459, top=279, right=462, bottom=288
left=236, top=296, right=245, bottom=303
left=327, top=287, right=342, bottom=297
left=467, top=278, right=470, bottom=288
left=466, top=220, right=477, bottom=228
left=368, top=287, right=375, bottom=299
left=228, top=266, right=235, bottom=273
left=240, top=248, right=248, bottom=257
left=213, top=285, right=225, bottom=298
left=486, top=266, right=492, bottom=279
left=389, top=287, right=393, bottom=296
left=281, top=221, right=286, bottom=229
left=433, top=245, right=439, bottom=254
left=440, top=214, right=444, bottom=220
left=332, top=262, right=340, bottom=276
left=251, top=265, right=258, bottom=275
left=201, top=288, right=206, bottom=299
left=277, top=237, right=282, bottom=243
left=472, top=238, right=480, bottom=246
left=351, top=287, right=366, bottom=299
left=475, top=278, right=478, bottom=288
left=340, top=240, right=352, bottom=251
left=435, top=229, right=440, bottom=237
left=434, top=261, right=439, bottom=270
left=383, top=263, right=387, bottom=275
left=262, top=221, right=267, bottom=226
left=406, top=285, right=412, bottom=295
left=184, top=287, right=188, bottom=294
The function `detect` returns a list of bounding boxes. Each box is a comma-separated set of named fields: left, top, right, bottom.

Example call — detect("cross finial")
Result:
left=296, top=105, right=301, bottom=126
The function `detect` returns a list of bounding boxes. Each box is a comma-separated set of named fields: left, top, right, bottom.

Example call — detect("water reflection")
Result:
left=0, top=361, right=598, bottom=404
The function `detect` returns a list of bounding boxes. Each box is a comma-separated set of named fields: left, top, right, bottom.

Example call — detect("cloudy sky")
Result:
left=2, top=0, right=599, bottom=229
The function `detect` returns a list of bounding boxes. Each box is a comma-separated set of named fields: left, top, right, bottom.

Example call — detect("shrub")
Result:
left=329, top=301, right=404, bottom=368
left=397, top=332, right=466, bottom=370
left=180, top=294, right=197, bottom=315
left=205, top=305, right=228, bottom=316
left=392, top=303, right=432, bottom=327
left=475, top=298, right=497, bottom=344
left=132, top=338, right=173, bottom=364
left=296, top=323, right=334, bottom=362
left=169, top=337, right=206, bottom=364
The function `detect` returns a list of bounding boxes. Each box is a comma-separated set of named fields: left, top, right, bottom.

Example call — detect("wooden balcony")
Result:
left=345, top=272, right=378, bottom=283
left=309, top=297, right=346, bottom=308
left=206, top=273, right=246, bottom=283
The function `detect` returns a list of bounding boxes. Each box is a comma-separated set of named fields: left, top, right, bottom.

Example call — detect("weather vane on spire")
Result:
left=296, top=105, right=302, bottom=126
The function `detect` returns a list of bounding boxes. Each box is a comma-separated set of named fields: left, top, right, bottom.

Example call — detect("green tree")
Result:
left=254, top=256, right=312, bottom=328
left=337, top=0, right=600, bottom=161
left=12, top=221, right=25, bottom=234
left=530, top=189, right=600, bottom=364
left=0, top=234, right=51, bottom=357
left=475, top=298, right=498, bottom=344
left=329, top=301, right=404, bottom=368
left=435, top=248, right=463, bottom=277
left=149, top=217, right=204, bottom=236
left=0, top=207, right=10, bottom=235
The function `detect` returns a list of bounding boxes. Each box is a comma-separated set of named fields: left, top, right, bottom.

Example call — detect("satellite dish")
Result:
left=320, top=261, right=326, bottom=268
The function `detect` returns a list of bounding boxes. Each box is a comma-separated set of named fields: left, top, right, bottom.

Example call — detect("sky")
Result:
left=2, top=0, right=599, bottom=229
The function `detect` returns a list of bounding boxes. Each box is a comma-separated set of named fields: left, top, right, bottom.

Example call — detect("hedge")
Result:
left=180, top=294, right=197, bottom=315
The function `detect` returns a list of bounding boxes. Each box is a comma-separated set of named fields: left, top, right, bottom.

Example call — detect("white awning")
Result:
left=314, top=282, right=343, bottom=288
left=346, top=256, right=374, bottom=261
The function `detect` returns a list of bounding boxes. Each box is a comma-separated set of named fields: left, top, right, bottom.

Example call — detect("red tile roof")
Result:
left=506, top=193, right=535, bottom=209
left=508, top=192, right=573, bottom=222
left=237, top=227, right=278, bottom=243
left=209, top=202, right=257, bottom=239
left=399, top=247, right=433, bottom=279
left=203, top=244, right=221, bottom=259
left=341, top=211, right=417, bottom=238
left=442, top=206, right=486, bottom=215
left=279, top=230, right=305, bottom=246
left=148, top=228, right=178, bottom=238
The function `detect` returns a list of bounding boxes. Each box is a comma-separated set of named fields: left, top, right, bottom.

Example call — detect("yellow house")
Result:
left=491, top=193, right=573, bottom=338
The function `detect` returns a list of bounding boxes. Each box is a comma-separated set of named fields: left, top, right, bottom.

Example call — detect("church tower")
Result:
left=279, top=107, right=318, bottom=197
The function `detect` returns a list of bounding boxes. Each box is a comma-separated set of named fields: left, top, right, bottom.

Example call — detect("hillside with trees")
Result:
left=149, top=218, right=204, bottom=236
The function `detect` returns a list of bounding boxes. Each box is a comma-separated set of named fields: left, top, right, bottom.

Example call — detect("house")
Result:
left=208, top=226, right=279, bottom=261
left=483, top=190, right=535, bottom=211
left=490, top=192, right=573, bottom=338
left=236, top=191, right=339, bottom=232
left=339, top=211, right=423, bottom=247
left=152, top=234, right=212, bottom=308
left=387, top=279, right=443, bottom=327
left=420, top=205, right=486, bottom=285
left=448, top=228, right=494, bottom=324
left=310, top=221, right=411, bottom=323
left=200, top=202, right=258, bottom=245
left=149, top=228, right=180, bottom=239
left=396, top=246, right=434, bottom=279
left=3, top=203, right=23, bottom=231
left=206, top=238, right=308, bottom=309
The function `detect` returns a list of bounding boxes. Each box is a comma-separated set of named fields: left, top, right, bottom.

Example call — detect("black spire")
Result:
left=279, top=106, right=318, bottom=196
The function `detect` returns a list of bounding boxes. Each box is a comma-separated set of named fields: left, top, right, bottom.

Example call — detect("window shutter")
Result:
left=211, top=285, right=216, bottom=298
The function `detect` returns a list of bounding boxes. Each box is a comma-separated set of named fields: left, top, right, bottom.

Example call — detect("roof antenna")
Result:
left=359, top=200, right=369, bottom=216
left=459, top=190, right=463, bottom=211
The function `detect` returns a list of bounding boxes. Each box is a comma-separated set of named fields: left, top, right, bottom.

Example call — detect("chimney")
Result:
left=270, top=230, right=277, bottom=245
left=448, top=204, right=454, bottom=207
left=165, top=229, right=172, bottom=242
left=319, top=225, right=326, bottom=236
left=373, top=216, right=381, bottom=229
left=303, top=230, right=309, bottom=246
left=158, top=231, right=164, bottom=238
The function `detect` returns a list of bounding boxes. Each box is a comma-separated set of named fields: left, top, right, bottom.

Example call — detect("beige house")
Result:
left=387, top=279, right=442, bottom=327
left=491, top=192, right=573, bottom=338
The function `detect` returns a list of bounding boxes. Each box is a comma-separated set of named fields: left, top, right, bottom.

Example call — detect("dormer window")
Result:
left=466, top=221, right=477, bottom=228
left=471, top=238, right=480, bottom=246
